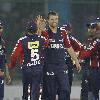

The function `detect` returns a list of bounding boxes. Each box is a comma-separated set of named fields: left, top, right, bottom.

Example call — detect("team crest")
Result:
left=28, top=41, right=39, bottom=49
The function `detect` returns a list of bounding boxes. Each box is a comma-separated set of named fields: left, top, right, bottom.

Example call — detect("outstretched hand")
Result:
left=5, top=74, right=12, bottom=85
left=36, top=15, right=46, bottom=32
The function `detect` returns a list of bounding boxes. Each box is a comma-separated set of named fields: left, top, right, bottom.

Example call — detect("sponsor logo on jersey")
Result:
left=28, top=41, right=39, bottom=49
left=49, top=43, right=64, bottom=49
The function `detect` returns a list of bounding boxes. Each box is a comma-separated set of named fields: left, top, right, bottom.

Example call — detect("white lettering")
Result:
left=50, top=44, right=64, bottom=49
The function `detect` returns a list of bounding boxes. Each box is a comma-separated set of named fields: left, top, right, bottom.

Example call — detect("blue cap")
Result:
left=86, top=22, right=97, bottom=29
left=96, top=17, right=100, bottom=22
left=26, top=20, right=37, bottom=33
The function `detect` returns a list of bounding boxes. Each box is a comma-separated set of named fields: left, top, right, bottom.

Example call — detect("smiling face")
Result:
left=48, top=15, right=59, bottom=28
left=47, top=11, right=59, bottom=29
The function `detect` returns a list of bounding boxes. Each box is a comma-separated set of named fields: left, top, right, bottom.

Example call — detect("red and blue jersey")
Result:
left=60, top=25, right=84, bottom=52
left=42, top=27, right=71, bottom=64
left=9, top=33, right=47, bottom=69
left=79, top=37, right=100, bottom=68
left=69, top=35, right=84, bottom=52
left=66, top=34, right=100, bottom=68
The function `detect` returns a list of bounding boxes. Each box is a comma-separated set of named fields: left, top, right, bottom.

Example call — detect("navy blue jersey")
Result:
left=45, top=28, right=68, bottom=64
left=9, top=34, right=46, bottom=68
left=21, top=34, right=45, bottom=66
left=0, top=37, right=6, bottom=69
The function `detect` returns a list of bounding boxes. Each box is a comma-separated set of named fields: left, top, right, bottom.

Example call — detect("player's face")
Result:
left=48, top=15, right=59, bottom=28
left=88, top=28, right=97, bottom=37
left=96, top=22, right=100, bottom=34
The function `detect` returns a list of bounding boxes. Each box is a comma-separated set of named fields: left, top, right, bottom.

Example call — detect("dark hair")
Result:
left=26, top=20, right=37, bottom=33
left=86, top=23, right=97, bottom=29
left=47, top=11, right=58, bottom=19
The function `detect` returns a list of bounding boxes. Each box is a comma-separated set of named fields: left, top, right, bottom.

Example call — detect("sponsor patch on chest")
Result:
left=28, top=41, right=39, bottom=49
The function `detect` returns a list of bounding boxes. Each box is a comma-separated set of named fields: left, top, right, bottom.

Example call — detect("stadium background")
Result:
left=0, top=0, right=100, bottom=84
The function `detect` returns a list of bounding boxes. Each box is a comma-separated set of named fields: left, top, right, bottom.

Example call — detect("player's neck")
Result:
left=49, top=26, right=57, bottom=33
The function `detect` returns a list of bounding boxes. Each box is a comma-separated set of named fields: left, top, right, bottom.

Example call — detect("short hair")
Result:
left=47, top=11, right=58, bottom=19
left=26, top=20, right=37, bottom=33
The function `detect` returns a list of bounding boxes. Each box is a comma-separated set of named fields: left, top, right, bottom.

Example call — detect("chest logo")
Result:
left=28, top=41, right=39, bottom=49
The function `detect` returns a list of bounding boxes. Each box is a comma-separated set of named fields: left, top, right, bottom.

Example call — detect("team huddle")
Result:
left=0, top=11, right=100, bottom=100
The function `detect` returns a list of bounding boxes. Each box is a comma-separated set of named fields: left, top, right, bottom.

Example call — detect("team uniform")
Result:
left=42, top=27, right=71, bottom=100
left=70, top=34, right=95, bottom=100
left=66, top=34, right=95, bottom=100
left=60, top=24, right=83, bottom=96
left=79, top=37, right=100, bottom=100
left=0, top=36, right=6, bottom=100
left=79, top=37, right=94, bottom=100
left=8, top=33, right=47, bottom=100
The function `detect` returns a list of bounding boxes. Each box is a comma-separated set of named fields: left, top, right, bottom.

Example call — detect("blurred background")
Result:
left=0, top=0, right=100, bottom=84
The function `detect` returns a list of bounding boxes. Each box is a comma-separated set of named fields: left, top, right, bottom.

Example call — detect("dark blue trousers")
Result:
left=89, top=68, right=100, bottom=100
left=80, top=64, right=100, bottom=100
left=81, top=66, right=91, bottom=100
left=43, top=63, right=70, bottom=100
left=22, top=65, right=43, bottom=100
left=65, top=56, right=74, bottom=92
left=0, top=76, right=4, bottom=100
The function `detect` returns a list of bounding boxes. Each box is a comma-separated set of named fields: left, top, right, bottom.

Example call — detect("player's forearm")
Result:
left=8, top=56, right=17, bottom=69
left=5, top=63, right=10, bottom=74
left=67, top=46, right=79, bottom=64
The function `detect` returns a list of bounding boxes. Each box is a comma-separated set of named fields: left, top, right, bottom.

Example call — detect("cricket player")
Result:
left=8, top=20, right=47, bottom=100
left=0, top=20, right=11, bottom=100
left=41, top=11, right=81, bottom=100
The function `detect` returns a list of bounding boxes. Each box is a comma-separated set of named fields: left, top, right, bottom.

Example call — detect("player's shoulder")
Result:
left=42, top=30, right=48, bottom=35
left=39, top=35, right=47, bottom=42
left=17, top=35, right=27, bottom=43
left=59, top=26, right=66, bottom=31
left=19, top=35, right=27, bottom=41
left=59, top=27, right=67, bottom=34
left=41, top=30, right=49, bottom=39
